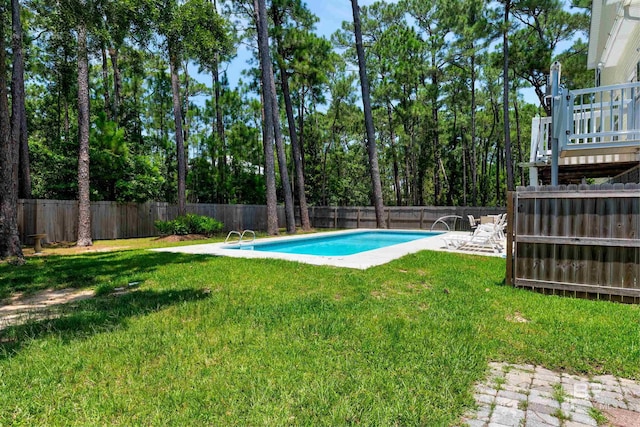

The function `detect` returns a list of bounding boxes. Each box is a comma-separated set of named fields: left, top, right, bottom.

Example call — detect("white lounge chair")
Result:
left=442, top=225, right=504, bottom=254
left=476, top=213, right=507, bottom=240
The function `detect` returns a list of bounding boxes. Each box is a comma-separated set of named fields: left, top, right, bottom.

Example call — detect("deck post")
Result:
left=529, top=166, right=538, bottom=186
left=550, top=62, right=561, bottom=186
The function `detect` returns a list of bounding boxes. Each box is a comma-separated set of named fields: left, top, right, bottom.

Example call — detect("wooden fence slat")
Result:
left=514, top=278, right=640, bottom=298
left=515, top=236, right=640, bottom=247
left=516, top=191, right=638, bottom=199
left=510, top=183, right=639, bottom=301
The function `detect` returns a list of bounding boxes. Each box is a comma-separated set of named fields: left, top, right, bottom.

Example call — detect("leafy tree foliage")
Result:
left=0, top=0, right=592, bottom=252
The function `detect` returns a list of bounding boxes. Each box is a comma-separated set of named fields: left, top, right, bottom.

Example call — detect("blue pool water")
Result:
left=226, top=230, right=441, bottom=256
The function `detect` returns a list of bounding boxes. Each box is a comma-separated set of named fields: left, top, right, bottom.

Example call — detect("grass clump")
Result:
left=552, top=408, right=571, bottom=422
left=588, top=407, right=609, bottom=425
left=0, top=248, right=638, bottom=425
left=552, top=383, right=568, bottom=403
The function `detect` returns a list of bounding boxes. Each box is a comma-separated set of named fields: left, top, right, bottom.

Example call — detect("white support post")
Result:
left=550, top=62, right=562, bottom=186
left=529, top=166, right=539, bottom=187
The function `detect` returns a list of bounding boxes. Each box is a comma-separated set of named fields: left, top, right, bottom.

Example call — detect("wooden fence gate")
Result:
left=506, top=183, right=640, bottom=303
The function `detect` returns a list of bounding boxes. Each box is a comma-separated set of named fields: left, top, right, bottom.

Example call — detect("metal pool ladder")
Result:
left=224, top=229, right=256, bottom=246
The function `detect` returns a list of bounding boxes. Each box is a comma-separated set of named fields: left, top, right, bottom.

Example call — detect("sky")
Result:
left=218, top=0, right=389, bottom=91
left=196, top=0, right=540, bottom=107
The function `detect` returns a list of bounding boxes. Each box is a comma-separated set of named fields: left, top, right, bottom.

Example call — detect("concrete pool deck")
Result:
left=152, top=229, right=505, bottom=269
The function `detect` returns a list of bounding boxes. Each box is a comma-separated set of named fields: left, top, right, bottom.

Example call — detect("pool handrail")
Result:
left=240, top=230, right=255, bottom=244
left=224, top=230, right=242, bottom=244
left=224, top=230, right=255, bottom=245
left=430, top=215, right=463, bottom=231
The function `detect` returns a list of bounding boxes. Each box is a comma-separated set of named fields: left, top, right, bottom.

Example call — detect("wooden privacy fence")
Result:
left=17, top=199, right=504, bottom=244
left=506, top=183, right=640, bottom=303
left=308, top=206, right=504, bottom=230
left=17, top=200, right=286, bottom=244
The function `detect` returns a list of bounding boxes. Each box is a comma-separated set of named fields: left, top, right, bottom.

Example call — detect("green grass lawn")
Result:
left=1, top=243, right=638, bottom=425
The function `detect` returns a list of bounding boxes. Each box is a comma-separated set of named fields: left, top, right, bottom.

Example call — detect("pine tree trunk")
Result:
left=0, top=7, right=23, bottom=260
left=277, top=58, right=310, bottom=230
left=470, top=51, right=478, bottom=206
left=212, top=60, right=227, bottom=203
left=183, top=61, right=190, bottom=146
left=268, top=56, right=296, bottom=234
left=64, top=96, right=70, bottom=143
left=431, top=56, right=441, bottom=206
left=63, top=48, right=71, bottom=142
left=387, top=103, right=402, bottom=206
left=254, top=0, right=278, bottom=235
left=109, top=47, right=121, bottom=123
left=496, top=140, right=501, bottom=205
left=12, top=0, right=31, bottom=199
left=76, top=19, right=92, bottom=247
left=169, top=47, right=187, bottom=217
left=503, top=0, right=515, bottom=192
left=351, top=0, right=384, bottom=227
left=211, top=0, right=226, bottom=200
left=463, top=130, right=467, bottom=206
left=481, top=135, right=490, bottom=206
left=101, top=44, right=112, bottom=121
left=513, top=97, right=525, bottom=186
left=298, top=88, right=305, bottom=170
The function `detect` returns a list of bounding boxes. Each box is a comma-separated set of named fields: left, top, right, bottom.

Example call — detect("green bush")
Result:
left=154, top=214, right=223, bottom=236
left=154, top=220, right=174, bottom=236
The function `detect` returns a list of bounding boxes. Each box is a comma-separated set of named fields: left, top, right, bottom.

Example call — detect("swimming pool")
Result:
left=226, top=230, right=440, bottom=256
left=153, top=229, right=445, bottom=269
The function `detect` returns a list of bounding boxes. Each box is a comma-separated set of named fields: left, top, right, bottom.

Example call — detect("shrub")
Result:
left=154, top=220, right=175, bottom=236
left=154, top=214, right=223, bottom=236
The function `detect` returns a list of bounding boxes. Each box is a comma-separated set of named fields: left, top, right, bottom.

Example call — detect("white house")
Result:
left=589, top=0, right=640, bottom=85
left=528, top=0, right=640, bottom=185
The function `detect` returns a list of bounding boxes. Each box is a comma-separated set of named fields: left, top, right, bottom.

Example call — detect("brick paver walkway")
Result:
left=460, top=362, right=640, bottom=427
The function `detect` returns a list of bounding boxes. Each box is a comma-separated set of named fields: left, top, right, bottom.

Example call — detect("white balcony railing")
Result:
left=565, top=82, right=640, bottom=149
left=530, top=81, right=640, bottom=163
left=530, top=116, right=552, bottom=163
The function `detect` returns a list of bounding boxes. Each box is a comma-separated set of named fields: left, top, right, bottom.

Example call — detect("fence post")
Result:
left=506, top=191, right=515, bottom=286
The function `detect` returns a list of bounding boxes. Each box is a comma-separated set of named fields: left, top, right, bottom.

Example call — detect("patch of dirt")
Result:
left=43, top=241, right=77, bottom=249
left=370, top=290, right=386, bottom=299
left=506, top=311, right=530, bottom=323
left=0, top=288, right=95, bottom=331
left=23, top=243, right=129, bottom=257
left=154, top=234, right=208, bottom=242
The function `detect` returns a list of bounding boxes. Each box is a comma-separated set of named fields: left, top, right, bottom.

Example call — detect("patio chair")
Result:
left=467, top=215, right=478, bottom=232
left=476, top=213, right=506, bottom=240
left=442, top=225, right=504, bottom=254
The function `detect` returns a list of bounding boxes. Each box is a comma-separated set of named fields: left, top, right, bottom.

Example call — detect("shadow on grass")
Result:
left=0, top=287, right=212, bottom=360
left=0, top=250, right=213, bottom=300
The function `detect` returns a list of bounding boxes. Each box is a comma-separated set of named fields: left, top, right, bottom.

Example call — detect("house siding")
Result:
left=596, top=1, right=620, bottom=67
left=604, top=23, right=640, bottom=85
